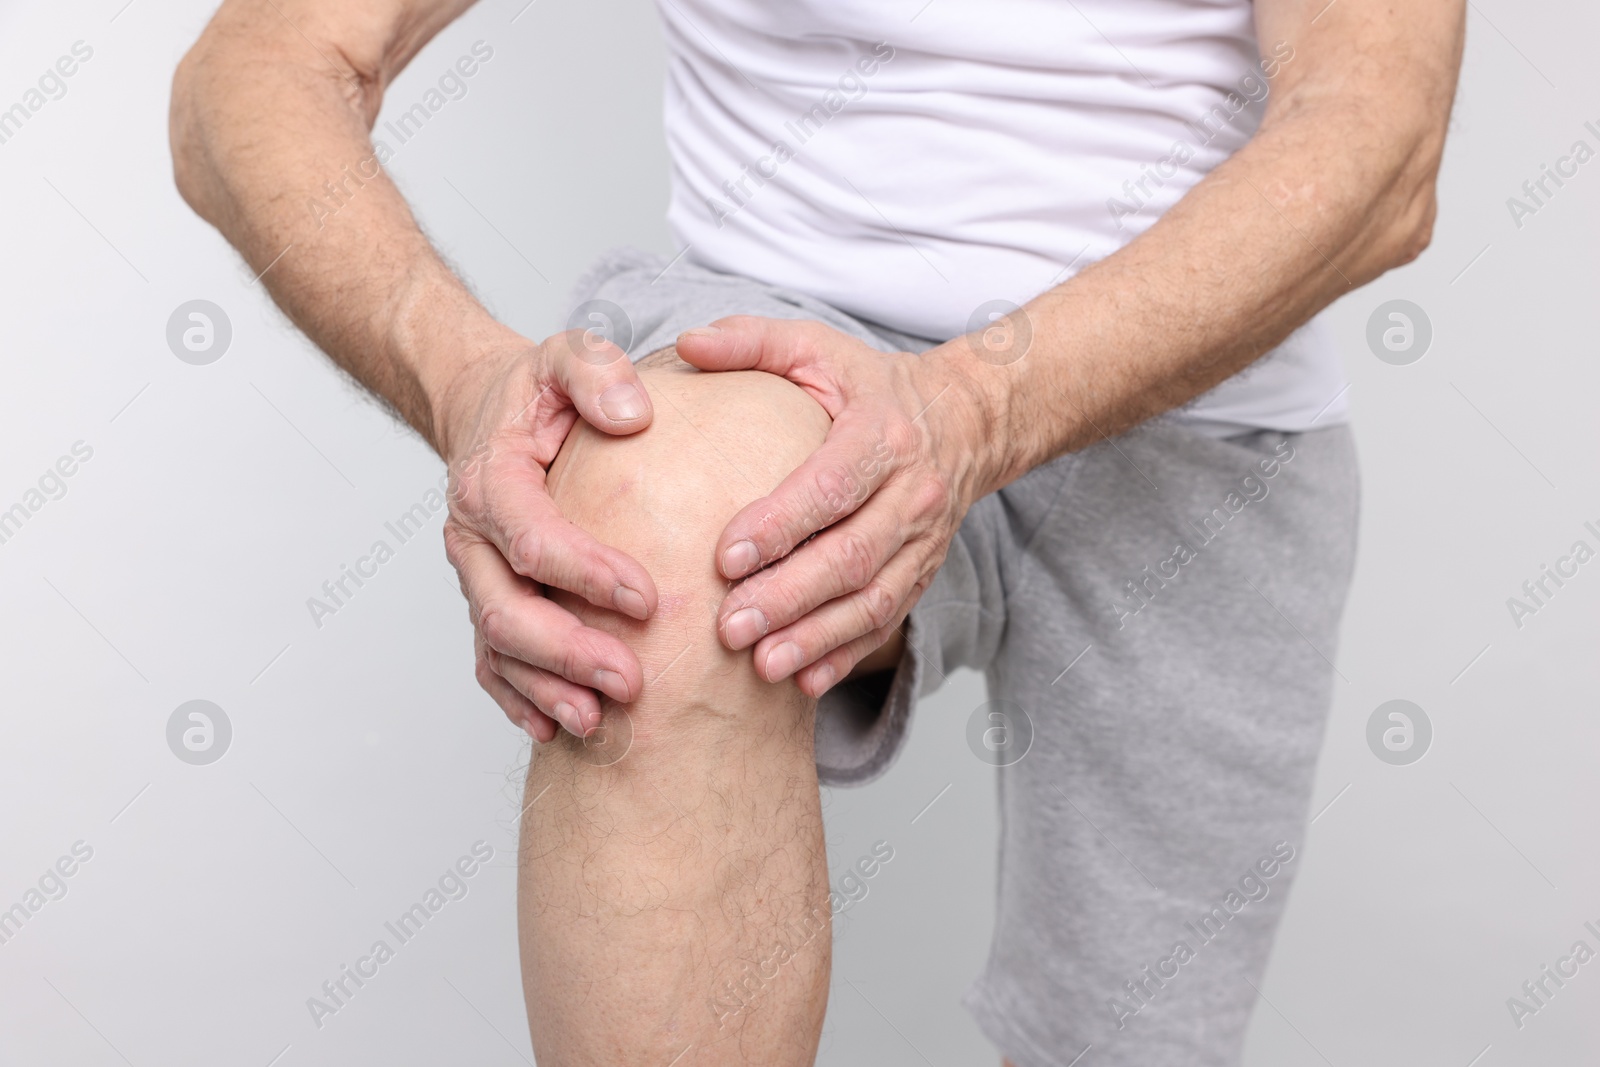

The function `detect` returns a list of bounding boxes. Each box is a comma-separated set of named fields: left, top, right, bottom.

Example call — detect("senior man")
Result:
left=172, top=1, right=1463, bottom=1063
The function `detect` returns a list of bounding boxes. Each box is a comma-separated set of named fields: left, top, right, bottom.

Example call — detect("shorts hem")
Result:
left=964, top=983, right=1084, bottom=1067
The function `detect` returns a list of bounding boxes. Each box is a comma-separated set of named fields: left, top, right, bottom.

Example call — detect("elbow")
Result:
left=1387, top=185, right=1438, bottom=270
left=1372, top=123, right=1446, bottom=274
left=168, top=42, right=215, bottom=218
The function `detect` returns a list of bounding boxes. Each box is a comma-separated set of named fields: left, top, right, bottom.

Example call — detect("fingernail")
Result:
left=554, top=701, right=581, bottom=734
left=680, top=325, right=721, bottom=339
left=724, top=607, right=768, bottom=649
left=522, top=717, right=543, bottom=742
left=765, top=641, right=805, bottom=681
left=595, top=669, right=629, bottom=702
left=811, top=663, right=837, bottom=694
left=614, top=584, right=648, bottom=619
left=599, top=383, right=647, bottom=422
left=723, top=539, right=760, bottom=578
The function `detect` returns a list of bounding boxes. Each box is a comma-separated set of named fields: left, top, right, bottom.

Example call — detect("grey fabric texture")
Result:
left=570, top=247, right=1361, bottom=1067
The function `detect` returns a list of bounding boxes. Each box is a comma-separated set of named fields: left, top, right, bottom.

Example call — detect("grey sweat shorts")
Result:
left=571, top=247, right=1360, bottom=1067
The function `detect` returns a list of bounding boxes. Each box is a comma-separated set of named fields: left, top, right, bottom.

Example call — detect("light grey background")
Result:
left=1, top=1, right=1596, bottom=1064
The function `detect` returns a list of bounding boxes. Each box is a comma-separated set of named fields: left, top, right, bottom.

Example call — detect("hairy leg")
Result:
left=517, top=351, right=835, bottom=1066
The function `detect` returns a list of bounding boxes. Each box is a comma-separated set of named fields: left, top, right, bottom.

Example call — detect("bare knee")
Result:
left=544, top=350, right=831, bottom=755
left=521, top=360, right=834, bottom=1064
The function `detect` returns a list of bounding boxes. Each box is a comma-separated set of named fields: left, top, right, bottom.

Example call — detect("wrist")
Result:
left=429, top=335, right=538, bottom=467
left=384, top=277, right=529, bottom=461
left=925, top=334, right=1023, bottom=500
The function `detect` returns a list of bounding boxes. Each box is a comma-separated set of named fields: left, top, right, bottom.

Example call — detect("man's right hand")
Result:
left=171, top=1, right=661, bottom=741
left=438, top=331, right=659, bottom=742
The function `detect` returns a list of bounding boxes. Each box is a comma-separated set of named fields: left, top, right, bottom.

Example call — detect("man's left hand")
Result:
left=673, top=317, right=999, bottom=697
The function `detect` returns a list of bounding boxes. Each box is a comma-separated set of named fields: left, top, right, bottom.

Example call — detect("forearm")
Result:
left=170, top=0, right=504, bottom=456
left=972, top=4, right=1464, bottom=490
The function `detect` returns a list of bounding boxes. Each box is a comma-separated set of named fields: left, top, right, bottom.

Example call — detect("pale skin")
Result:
left=525, top=353, right=835, bottom=1063
left=170, top=0, right=1463, bottom=1062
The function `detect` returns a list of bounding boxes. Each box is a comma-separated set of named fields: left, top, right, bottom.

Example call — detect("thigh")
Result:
left=965, top=422, right=1360, bottom=1067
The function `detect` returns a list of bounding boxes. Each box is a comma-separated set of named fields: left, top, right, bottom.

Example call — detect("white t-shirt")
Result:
left=657, top=0, right=1349, bottom=433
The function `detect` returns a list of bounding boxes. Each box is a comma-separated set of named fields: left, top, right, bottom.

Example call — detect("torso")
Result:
left=656, top=0, right=1348, bottom=432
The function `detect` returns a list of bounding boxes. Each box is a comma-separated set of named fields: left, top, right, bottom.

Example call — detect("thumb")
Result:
left=546, top=328, right=654, bottom=436
left=673, top=315, right=829, bottom=377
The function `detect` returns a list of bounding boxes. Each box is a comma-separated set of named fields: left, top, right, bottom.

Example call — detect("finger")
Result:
left=795, top=624, right=903, bottom=700
left=795, top=571, right=931, bottom=698
left=461, top=470, right=658, bottom=619
left=475, top=649, right=558, bottom=742
left=544, top=329, right=655, bottom=436
left=673, top=316, right=841, bottom=383
left=718, top=503, right=907, bottom=649
left=715, top=414, right=899, bottom=579
left=453, top=537, right=644, bottom=702
left=751, top=546, right=926, bottom=684
left=488, top=647, right=604, bottom=738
